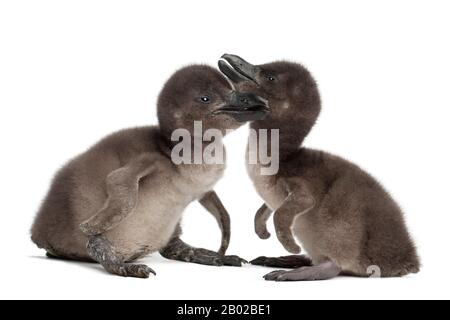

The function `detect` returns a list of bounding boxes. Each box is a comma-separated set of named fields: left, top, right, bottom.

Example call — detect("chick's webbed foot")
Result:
left=86, top=235, right=155, bottom=279
left=263, top=259, right=341, bottom=281
left=251, top=255, right=312, bottom=268
left=160, top=237, right=246, bottom=267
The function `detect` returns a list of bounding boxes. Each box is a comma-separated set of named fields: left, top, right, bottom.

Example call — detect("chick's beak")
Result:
left=219, top=54, right=259, bottom=85
left=213, top=91, right=269, bottom=122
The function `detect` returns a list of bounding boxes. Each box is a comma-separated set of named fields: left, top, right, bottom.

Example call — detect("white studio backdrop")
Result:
left=0, top=0, right=449, bottom=299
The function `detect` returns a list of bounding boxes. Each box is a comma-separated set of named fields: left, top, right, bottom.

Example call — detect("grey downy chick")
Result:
left=219, top=55, right=420, bottom=281
left=31, top=64, right=269, bottom=278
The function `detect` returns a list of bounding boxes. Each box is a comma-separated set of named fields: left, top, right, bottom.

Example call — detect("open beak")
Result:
left=213, top=91, right=269, bottom=122
left=218, top=54, right=260, bottom=85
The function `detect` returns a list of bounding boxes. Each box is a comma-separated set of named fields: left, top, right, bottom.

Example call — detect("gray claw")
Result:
left=123, top=264, right=156, bottom=278
left=222, top=255, right=247, bottom=267
left=263, top=270, right=286, bottom=281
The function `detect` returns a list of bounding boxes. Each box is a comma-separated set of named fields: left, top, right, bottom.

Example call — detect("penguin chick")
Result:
left=31, top=64, right=269, bottom=278
left=219, top=54, right=420, bottom=281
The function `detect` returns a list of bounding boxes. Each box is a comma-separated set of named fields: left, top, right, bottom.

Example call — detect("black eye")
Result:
left=200, top=96, right=210, bottom=103
left=267, top=76, right=276, bottom=82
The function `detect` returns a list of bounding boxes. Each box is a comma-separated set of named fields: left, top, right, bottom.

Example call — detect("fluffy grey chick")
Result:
left=219, top=54, right=420, bottom=281
left=31, top=64, right=269, bottom=278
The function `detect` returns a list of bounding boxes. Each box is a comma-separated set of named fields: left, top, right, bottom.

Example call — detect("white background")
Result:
left=1, top=0, right=449, bottom=300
